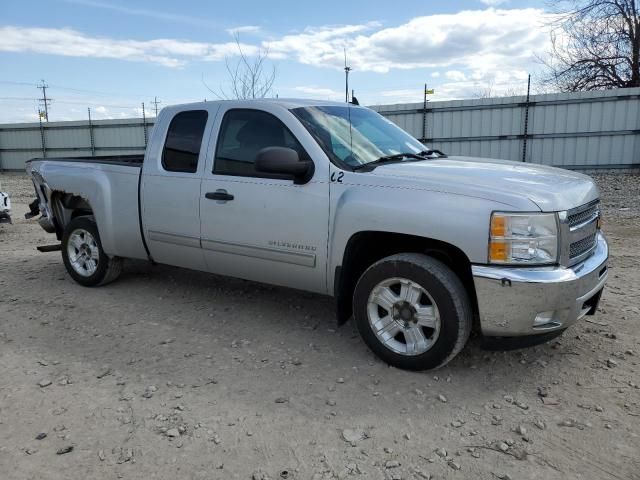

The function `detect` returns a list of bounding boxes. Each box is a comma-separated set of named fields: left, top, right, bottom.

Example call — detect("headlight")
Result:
left=489, top=212, right=558, bottom=265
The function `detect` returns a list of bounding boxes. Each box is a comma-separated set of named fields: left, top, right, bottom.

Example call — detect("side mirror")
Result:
left=255, top=147, right=314, bottom=184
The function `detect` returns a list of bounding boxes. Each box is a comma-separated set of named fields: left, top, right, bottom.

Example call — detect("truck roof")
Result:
left=164, top=98, right=353, bottom=111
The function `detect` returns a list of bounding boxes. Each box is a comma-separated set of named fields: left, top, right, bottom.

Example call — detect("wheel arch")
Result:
left=49, top=191, right=95, bottom=240
left=334, top=231, right=478, bottom=326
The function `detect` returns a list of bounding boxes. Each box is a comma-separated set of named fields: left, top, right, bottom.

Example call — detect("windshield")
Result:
left=291, top=106, right=428, bottom=169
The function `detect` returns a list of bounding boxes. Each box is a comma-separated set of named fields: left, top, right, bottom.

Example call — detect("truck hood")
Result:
left=368, top=156, right=599, bottom=212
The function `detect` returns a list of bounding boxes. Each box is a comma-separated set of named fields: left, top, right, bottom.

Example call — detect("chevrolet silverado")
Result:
left=26, top=99, right=609, bottom=370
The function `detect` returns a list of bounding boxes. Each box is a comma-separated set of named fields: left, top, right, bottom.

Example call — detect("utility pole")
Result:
left=521, top=74, right=531, bottom=163
left=152, top=96, right=162, bottom=117
left=344, top=48, right=351, bottom=103
left=141, top=102, right=148, bottom=147
left=422, top=84, right=435, bottom=142
left=87, top=107, right=96, bottom=157
left=422, top=83, right=427, bottom=142
left=38, top=109, right=47, bottom=157
left=37, top=79, right=51, bottom=122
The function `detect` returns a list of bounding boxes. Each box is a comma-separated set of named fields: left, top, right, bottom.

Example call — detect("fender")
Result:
left=327, top=182, right=520, bottom=295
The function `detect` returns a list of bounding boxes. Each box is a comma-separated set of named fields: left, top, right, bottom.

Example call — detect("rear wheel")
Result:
left=353, top=253, right=472, bottom=370
left=61, top=217, right=122, bottom=287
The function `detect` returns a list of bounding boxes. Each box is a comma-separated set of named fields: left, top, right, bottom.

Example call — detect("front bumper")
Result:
left=472, top=232, right=608, bottom=337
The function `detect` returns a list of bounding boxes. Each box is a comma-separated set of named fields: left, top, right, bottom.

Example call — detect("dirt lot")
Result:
left=1, top=172, right=639, bottom=480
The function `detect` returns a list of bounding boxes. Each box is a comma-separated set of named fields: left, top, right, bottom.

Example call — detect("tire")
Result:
left=353, top=253, right=472, bottom=370
left=61, top=216, right=123, bottom=287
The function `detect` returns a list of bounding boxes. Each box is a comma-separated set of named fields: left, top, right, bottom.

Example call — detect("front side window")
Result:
left=162, top=110, right=208, bottom=173
left=214, top=109, right=307, bottom=177
left=291, top=106, right=427, bottom=169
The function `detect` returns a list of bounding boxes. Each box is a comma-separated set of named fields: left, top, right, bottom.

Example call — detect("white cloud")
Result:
left=270, top=8, right=552, bottom=103
left=292, top=86, right=343, bottom=100
left=377, top=89, right=422, bottom=102
left=0, top=26, right=257, bottom=67
left=263, top=8, right=551, bottom=76
left=265, top=22, right=382, bottom=63
left=0, top=8, right=553, bottom=92
left=445, top=70, right=466, bottom=82
left=374, top=75, right=529, bottom=105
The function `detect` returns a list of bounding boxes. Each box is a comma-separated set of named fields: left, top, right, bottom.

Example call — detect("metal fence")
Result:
left=1, top=87, right=639, bottom=171
left=371, top=87, right=640, bottom=170
left=0, top=117, right=155, bottom=171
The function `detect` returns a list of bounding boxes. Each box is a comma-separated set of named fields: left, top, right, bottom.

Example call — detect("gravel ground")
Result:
left=0, top=172, right=639, bottom=480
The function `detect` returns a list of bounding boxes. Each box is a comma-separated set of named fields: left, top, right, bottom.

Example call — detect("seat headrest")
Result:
left=236, top=118, right=285, bottom=147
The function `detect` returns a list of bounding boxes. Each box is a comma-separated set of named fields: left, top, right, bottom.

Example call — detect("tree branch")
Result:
left=542, top=0, right=639, bottom=90
left=205, top=33, right=277, bottom=99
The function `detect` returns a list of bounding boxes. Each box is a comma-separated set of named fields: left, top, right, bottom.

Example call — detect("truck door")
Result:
left=199, top=105, right=330, bottom=294
left=140, top=107, right=214, bottom=271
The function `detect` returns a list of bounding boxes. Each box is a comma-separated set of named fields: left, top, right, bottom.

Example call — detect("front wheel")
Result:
left=353, top=253, right=472, bottom=370
left=61, top=216, right=122, bottom=287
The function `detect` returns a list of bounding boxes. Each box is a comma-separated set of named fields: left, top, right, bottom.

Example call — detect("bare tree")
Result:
left=472, top=78, right=529, bottom=98
left=205, top=34, right=276, bottom=100
left=542, top=0, right=639, bottom=91
left=473, top=78, right=495, bottom=98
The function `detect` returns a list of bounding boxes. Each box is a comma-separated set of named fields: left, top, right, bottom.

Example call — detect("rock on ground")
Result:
left=0, top=172, right=638, bottom=479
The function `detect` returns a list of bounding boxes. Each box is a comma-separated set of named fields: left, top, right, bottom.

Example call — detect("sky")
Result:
left=0, top=0, right=554, bottom=122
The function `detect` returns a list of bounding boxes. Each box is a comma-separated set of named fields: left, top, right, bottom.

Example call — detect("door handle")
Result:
left=205, top=190, right=234, bottom=201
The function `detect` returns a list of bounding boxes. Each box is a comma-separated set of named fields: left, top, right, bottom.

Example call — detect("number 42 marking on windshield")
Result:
left=330, top=171, right=344, bottom=183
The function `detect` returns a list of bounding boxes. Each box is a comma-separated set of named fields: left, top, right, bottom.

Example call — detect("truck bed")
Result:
left=27, top=155, right=144, bottom=167
left=27, top=156, right=148, bottom=261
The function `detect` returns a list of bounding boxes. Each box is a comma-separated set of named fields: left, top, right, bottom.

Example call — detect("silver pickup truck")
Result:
left=26, top=99, right=608, bottom=370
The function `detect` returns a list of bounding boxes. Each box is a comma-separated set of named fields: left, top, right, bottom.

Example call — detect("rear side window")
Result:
left=162, top=110, right=208, bottom=173
left=214, top=109, right=306, bottom=177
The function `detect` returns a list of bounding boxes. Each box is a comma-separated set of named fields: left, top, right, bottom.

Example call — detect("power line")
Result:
left=0, top=80, right=155, bottom=101
left=0, top=96, right=36, bottom=101
left=48, top=83, right=152, bottom=99
left=46, top=99, right=138, bottom=109
left=0, top=96, right=140, bottom=109
left=0, top=80, right=38, bottom=87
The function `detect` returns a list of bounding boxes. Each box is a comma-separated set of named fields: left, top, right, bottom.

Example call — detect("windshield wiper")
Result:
left=352, top=152, right=427, bottom=171
left=419, top=149, right=447, bottom=158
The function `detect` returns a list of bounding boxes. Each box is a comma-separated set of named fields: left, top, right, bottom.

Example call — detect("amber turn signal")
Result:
left=490, top=215, right=506, bottom=237
left=489, top=240, right=507, bottom=262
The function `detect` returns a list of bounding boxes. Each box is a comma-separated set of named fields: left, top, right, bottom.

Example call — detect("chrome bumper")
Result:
left=472, top=232, right=609, bottom=337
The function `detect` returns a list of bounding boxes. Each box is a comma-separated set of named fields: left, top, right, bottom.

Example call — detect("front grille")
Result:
left=568, top=202, right=599, bottom=228
left=566, top=200, right=600, bottom=265
left=570, top=233, right=597, bottom=258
